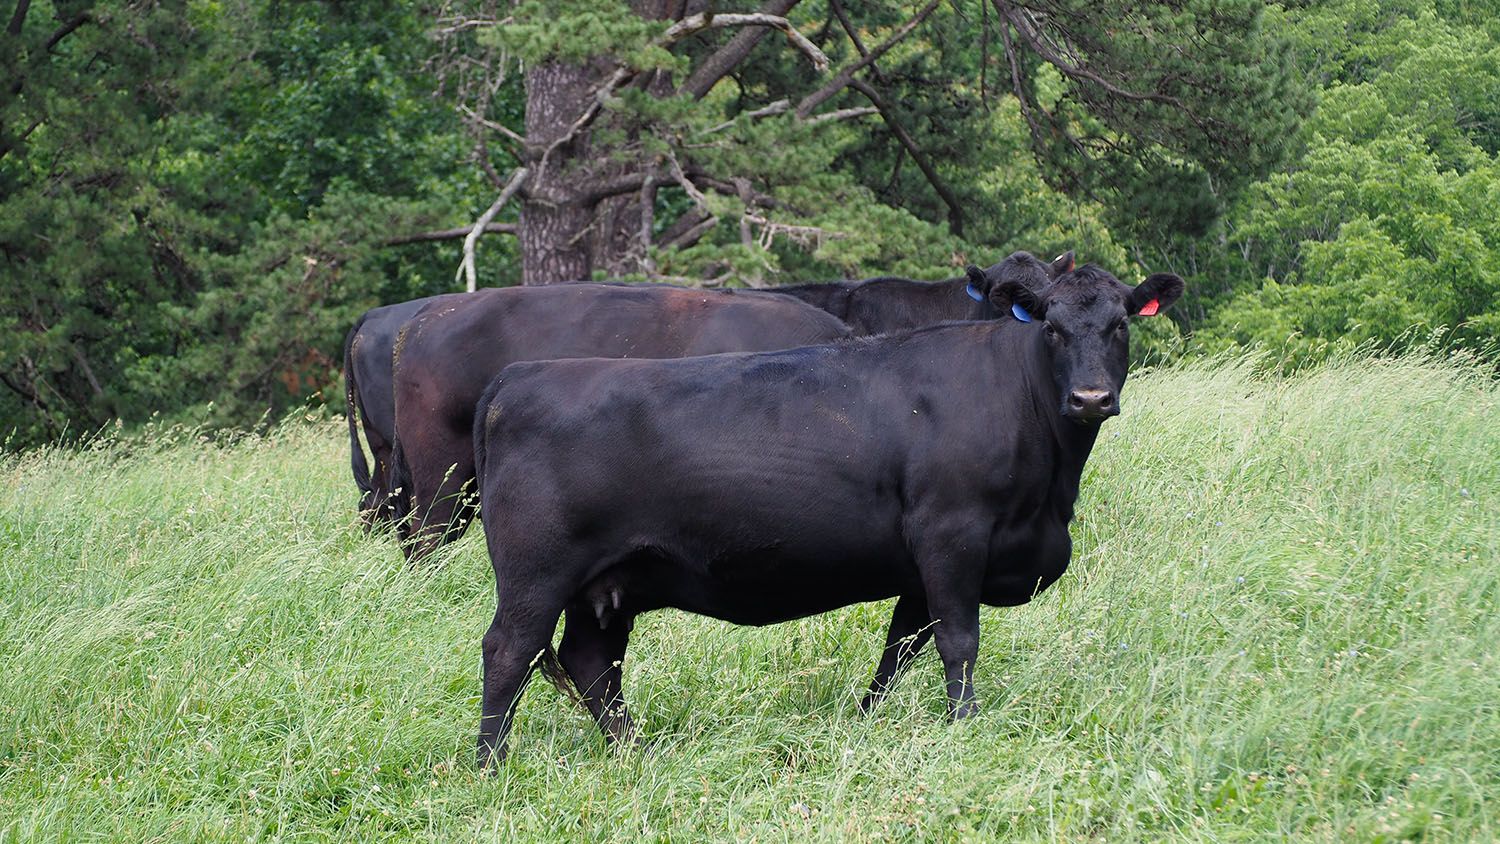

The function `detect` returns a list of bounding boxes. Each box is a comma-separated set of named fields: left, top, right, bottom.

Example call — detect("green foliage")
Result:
left=2, top=355, right=1497, bottom=837
left=4, top=0, right=1500, bottom=443
left=0, top=0, right=494, bottom=447
left=1193, top=0, right=1500, bottom=364
left=1012, top=0, right=1313, bottom=245
left=489, top=0, right=680, bottom=70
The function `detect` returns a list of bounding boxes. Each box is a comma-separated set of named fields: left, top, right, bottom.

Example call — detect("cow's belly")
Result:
left=624, top=535, right=912, bottom=626
left=665, top=561, right=909, bottom=626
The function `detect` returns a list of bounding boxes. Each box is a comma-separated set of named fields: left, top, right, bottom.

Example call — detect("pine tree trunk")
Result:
left=520, top=60, right=598, bottom=285
left=518, top=2, right=680, bottom=284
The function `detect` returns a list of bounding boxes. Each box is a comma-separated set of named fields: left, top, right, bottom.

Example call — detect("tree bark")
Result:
left=520, top=60, right=598, bottom=285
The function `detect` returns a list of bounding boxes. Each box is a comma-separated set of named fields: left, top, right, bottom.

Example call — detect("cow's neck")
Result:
left=1011, top=328, right=1101, bottom=523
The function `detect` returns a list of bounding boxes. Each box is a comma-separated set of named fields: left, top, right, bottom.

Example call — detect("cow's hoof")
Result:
left=948, top=700, right=979, bottom=721
left=475, top=741, right=506, bottom=772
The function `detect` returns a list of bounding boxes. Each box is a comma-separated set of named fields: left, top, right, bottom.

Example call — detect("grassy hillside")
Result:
left=1, top=355, right=1497, bottom=841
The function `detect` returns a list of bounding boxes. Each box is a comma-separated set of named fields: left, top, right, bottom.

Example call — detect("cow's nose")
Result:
left=1067, top=389, right=1118, bottom=420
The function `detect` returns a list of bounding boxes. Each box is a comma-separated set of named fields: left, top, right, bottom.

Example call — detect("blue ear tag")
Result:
left=965, top=283, right=984, bottom=303
left=1011, top=302, right=1033, bottom=323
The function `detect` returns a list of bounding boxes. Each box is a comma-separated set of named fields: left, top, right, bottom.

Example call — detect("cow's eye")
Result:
left=1116, top=320, right=1128, bottom=334
left=1044, top=322, right=1059, bottom=340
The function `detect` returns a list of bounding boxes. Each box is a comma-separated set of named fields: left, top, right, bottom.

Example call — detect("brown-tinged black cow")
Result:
left=344, top=293, right=469, bottom=530
left=763, top=250, right=1074, bottom=335
left=470, top=263, right=1183, bottom=766
left=387, top=250, right=1062, bottom=551
left=388, top=283, right=852, bottom=561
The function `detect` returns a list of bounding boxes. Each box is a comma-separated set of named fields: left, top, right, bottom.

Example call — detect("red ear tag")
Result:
left=1138, top=298, right=1159, bottom=316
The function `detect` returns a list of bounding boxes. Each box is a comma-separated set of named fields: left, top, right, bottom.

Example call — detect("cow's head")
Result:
left=969, top=263, right=1184, bottom=423
left=967, top=250, right=1075, bottom=306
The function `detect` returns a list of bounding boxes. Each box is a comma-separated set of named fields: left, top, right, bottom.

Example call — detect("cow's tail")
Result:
left=474, top=377, right=584, bottom=708
left=537, top=646, right=583, bottom=707
left=388, top=425, right=414, bottom=533
left=343, top=316, right=373, bottom=501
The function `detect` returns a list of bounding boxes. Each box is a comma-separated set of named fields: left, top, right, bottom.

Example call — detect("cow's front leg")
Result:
left=860, top=592, right=934, bottom=713
left=916, top=533, right=985, bottom=720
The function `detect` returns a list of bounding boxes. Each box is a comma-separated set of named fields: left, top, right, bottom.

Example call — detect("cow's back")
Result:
left=392, top=282, right=850, bottom=559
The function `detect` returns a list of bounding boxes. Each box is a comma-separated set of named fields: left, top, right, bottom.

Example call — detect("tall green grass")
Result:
left=1, top=354, right=1497, bottom=841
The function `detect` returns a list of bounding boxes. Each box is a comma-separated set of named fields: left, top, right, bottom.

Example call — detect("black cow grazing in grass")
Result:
left=471, top=263, right=1183, bottom=767
left=344, top=293, right=468, bottom=530
left=388, top=283, right=851, bottom=562
left=766, top=250, right=1074, bottom=335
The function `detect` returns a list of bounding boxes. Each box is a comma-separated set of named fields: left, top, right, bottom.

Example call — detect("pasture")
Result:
left=0, top=354, right=1496, bottom=841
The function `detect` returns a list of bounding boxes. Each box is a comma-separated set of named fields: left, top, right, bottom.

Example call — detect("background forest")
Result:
left=2, top=0, right=1498, bottom=447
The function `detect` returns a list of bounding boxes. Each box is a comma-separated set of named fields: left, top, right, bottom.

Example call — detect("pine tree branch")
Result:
left=847, top=77, right=964, bottom=237
left=537, top=11, right=829, bottom=177
left=457, top=167, right=528, bottom=292
left=0, top=369, right=47, bottom=412
left=828, top=0, right=886, bottom=85
left=996, top=9, right=1085, bottom=164
left=6, top=9, right=89, bottom=98
left=810, top=8, right=962, bottom=237
left=678, top=0, right=801, bottom=99
left=579, top=169, right=668, bottom=205
left=992, top=0, right=1210, bottom=132
left=794, top=0, right=941, bottom=119
left=6, top=0, right=29, bottom=37
left=656, top=208, right=717, bottom=250
left=41, top=8, right=87, bottom=52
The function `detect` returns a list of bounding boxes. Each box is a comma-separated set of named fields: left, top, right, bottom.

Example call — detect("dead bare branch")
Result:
left=458, top=104, right=528, bottom=150
left=802, top=104, right=879, bottom=126
left=433, top=14, right=510, bottom=36
left=702, top=99, right=791, bottom=134
left=637, top=174, right=656, bottom=274
left=383, top=223, right=518, bottom=246
left=665, top=149, right=711, bottom=213
left=457, top=167, right=529, bottom=291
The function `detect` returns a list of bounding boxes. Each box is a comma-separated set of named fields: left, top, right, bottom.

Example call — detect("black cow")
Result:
left=343, top=293, right=468, bottom=529
left=471, top=263, right=1183, bottom=766
left=765, top=250, right=1074, bottom=335
left=350, top=251, right=1061, bottom=533
left=388, top=283, right=853, bottom=561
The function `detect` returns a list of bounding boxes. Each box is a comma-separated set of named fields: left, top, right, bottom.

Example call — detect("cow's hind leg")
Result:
left=860, top=592, right=935, bottom=713
left=401, top=430, right=479, bottom=563
left=476, top=602, right=562, bottom=769
left=556, top=606, right=636, bottom=745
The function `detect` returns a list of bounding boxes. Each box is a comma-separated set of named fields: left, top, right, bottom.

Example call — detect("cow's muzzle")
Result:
left=1064, top=388, right=1118, bottom=422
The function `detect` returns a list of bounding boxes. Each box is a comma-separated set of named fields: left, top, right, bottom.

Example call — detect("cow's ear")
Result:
left=1050, top=250, right=1075, bottom=277
left=1129, top=272, right=1185, bottom=316
left=964, top=264, right=991, bottom=303
left=993, top=279, right=1047, bottom=321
